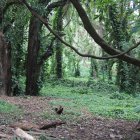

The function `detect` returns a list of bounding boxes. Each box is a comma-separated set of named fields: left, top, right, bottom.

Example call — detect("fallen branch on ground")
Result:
left=39, top=121, right=66, bottom=130
left=9, top=120, right=66, bottom=131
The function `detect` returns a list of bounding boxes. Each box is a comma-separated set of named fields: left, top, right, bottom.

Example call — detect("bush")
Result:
left=110, top=92, right=126, bottom=100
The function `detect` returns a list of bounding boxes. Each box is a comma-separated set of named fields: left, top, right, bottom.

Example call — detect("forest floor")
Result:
left=0, top=96, right=140, bottom=140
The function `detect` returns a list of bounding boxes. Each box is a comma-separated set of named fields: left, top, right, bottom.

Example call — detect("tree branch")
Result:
left=38, top=38, right=55, bottom=66
left=69, top=0, right=140, bottom=66
left=20, top=0, right=140, bottom=66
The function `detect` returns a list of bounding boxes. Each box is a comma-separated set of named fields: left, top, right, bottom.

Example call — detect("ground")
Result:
left=0, top=96, right=139, bottom=140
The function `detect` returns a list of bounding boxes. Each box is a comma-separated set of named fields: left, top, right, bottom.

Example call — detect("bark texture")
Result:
left=0, top=32, right=11, bottom=96
left=55, top=8, right=63, bottom=79
left=25, top=17, right=41, bottom=96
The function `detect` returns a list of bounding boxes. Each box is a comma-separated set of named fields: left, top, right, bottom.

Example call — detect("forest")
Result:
left=0, top=0, right=140, bottom=139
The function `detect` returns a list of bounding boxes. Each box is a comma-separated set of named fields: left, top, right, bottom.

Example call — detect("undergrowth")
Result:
left=0, top=100, right=19, bottom=113
left=41, top=78, right=140, bottom=121
left=0, top=100, right=22, bottom=125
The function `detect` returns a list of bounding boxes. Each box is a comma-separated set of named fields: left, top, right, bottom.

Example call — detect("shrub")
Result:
left=110, top=92, right=126, bottom=100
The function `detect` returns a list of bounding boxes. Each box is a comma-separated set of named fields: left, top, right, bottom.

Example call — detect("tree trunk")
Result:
left=107, top=60, right=114, bottom=82
left=12, top=24, right=24, bottom=95
left=116, top=60, right=126, bottom=91
left=25, top=16, right=41, bottom=96
left=55, top=8, right=63, bottom=79
left=56, top=39, right=63, bottom=78
left=25, top=0, right=52, bottom=95
left=74, top=61, right=80, bottom=77
left=50, top=55, right=56, bottom=76
left=90, top=58, right=98, bottom=78
left=0, top=32, right=12, bottom=96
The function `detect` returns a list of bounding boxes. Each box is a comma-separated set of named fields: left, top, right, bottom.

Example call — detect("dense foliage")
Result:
left=0, top=0, right=140, bottom=96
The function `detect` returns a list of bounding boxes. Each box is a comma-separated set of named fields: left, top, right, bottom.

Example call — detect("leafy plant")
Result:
left=134, top=105, right=140, bottom=113
left=111, top=108, right=125, bottom=117
left=110, top=92, right=126, bottom=100
left=72, top=87, right=88, bottom=94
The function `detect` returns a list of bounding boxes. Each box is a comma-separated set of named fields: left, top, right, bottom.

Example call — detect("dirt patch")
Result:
left=0, top=96, right=139, bottom=140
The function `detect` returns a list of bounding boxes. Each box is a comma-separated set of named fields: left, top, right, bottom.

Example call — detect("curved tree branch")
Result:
left=69, top=0, right=140, bottom=66
left=20, top=0, right=140, bottom=65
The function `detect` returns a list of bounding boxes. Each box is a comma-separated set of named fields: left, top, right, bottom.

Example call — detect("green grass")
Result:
left=0, top=100, right=20, bottom=113
left=41, top=79, right=140, bottom=121
left=43, top=108, right=81, bottom=122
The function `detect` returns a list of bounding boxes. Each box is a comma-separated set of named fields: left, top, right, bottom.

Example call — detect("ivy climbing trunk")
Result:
left=56, top=38, right=63, bottom=78
left=55, top=7, right=63, bottom=79
left=108, top=4, right=131, bottom=92
left=0, top=32, right=12, bottom=96
left=90, top=58, right=98, bottom=78
left=74, top=61, right=80, bottom=77
left=107, top=60, right=114, bottom=82
left=12, top=24, right=25, bottom=95
left=25, top=16, right=41, bottom=96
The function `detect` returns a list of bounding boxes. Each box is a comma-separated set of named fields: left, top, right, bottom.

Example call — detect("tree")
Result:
left=69, top=0, right=140, bottom=65
left=108, top=2, right=132, bottom=92
left=0, top=32, right=12, bottom=96
left=54, top=7, right=64, bottom=79
left=0, top=0, right=14, bottom=96
left=25, top=0, right=67, bottom=95
left=25, top=15, right=42, bottom=96
left=21, top=0, right=140, bottom=66
left=16, top=0, right=139, bottom=95
left=1, top=0, right=140, bottom=96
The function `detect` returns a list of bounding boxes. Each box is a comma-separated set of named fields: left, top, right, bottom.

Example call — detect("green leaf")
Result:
left=134, top=105, right=140, bottom=113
